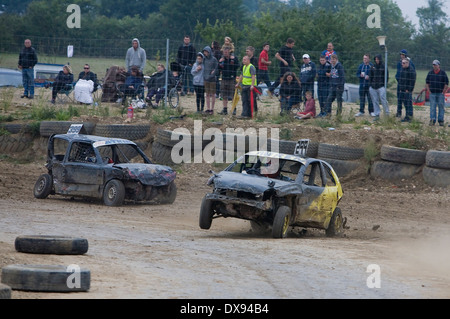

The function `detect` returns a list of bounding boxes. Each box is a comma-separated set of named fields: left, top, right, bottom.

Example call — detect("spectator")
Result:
left=236, top=55, right=257, bottom=118
left=191, top=52, right=206, bottom=113
left=355, top=54, right=374, bottom=117
left=369, top=54, right=389, bottom=120
left=118, top=66, right=144, bottom=104
left=295, top=91, right=316, bottom=120
left=321, top=42, right=337, bottom=62
left=397, top=59, right=416, bottom=123
left=258, top=42, right=272, bottom=91
left=299, top=54, right=316, bottom=103
left=269, top=38, right=296, bottom=95
left=323, top=54, right=345, bottom=117
left=222, top=37, right=235, bottom=55
left=426, top=60, right=448, bottom=126
left=279, top=72, right=302, bottom=115
left=316, top=55, right=331, bottom=117
left=146, top=64, right=174, bottom=108
left=395, top=49, right=415, bottom=118
left=246, top=46, right=259, bottom=113
left=78, top=64, right=98, bottom=92
left=46, top=65, right=74, bottom=104
left=202, top=46, right=219, bottom=115
left=18, top=39, right=38, bottom=99
left=177, top=35, right=197, bottom=96
left=218, top=46, right=240, bottom=115
left=211, top=40, right=222, bottom=98
left=125, top=38, right=146, bottom=73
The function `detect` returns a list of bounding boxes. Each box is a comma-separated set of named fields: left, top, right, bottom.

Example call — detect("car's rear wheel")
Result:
left=326, top=207, right=344, bottom=237
left=103, top=179, right=125, bottom=206
left=272, top=206, right=291, bottom=238
left=34, top=174, right=53, bottom=199
left=199, top=197, right=214, bottom=230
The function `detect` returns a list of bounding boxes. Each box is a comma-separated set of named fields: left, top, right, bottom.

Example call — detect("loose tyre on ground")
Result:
left=103, top=179, right=125, bottom=206
left=380, top=145, right=426, bottom=165
left=1, top=264, right=90, bottom=292
left=33, top=174, right=53, bottom=199
left=272, top=206, right=291, bottom=238
left=15, top=235, right=88, bottom=255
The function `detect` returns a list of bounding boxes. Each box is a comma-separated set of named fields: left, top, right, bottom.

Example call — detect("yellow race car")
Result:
left=199, top=142, right=344, bottom=238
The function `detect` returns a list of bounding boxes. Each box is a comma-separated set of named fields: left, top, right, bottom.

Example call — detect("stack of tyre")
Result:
left=317, top=143, right=365, bottom=177
left=423, top=150, right=450, bottom=187
left=371, top=145, right=426, bottom=181
left=1, top=235, right=90, bottom=298
left=0, top=123, right=33, bottom=154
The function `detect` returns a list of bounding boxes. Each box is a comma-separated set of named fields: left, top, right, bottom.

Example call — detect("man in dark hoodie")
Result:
left=322, top=54, right=345, bottom=117
left=397, top=59, right=416, bottom=122
left=202, top=46, right=219, bottom=114
left=369, top=54, right=389, bottom=120
left=395, top=49, right=415, bottom=117
left=316, top=55, right=331, bottom=117
left=18, top=39, right=38, bottom=99
left=177, top=36, right=197, bottom=96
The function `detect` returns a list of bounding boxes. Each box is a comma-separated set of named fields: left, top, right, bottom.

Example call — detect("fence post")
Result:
left=165, top=38, right=169, bottom=106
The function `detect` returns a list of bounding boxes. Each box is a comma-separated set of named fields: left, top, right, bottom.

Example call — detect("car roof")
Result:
left=53, top=134, right=137, bottom=147
left=0, top=68, right=23, bottom=87
left=0, top=68, right=22, bottom=74
left=244, top=151, right=308, bottom=164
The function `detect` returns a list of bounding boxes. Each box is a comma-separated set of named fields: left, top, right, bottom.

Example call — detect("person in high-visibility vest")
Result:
left=236, top=55, right=257, bottom=118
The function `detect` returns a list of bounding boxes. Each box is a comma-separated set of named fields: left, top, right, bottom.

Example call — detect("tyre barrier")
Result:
left=40, top=121, right=95, bottom=137
left=0, top=134, right=33, bottom=153
left=1, top=264, right=90, bottom=292
left=14, top=235, right=89, bottom=255
left=0, top=284, right=12, bottom=299
left=318, top=143, right=365, bottom=161
left=423, top=150, right=450, bottom=187
left=370, top=160, right=422, bottom=181
left=0, top=123, right=32, bottom=134
left=93, top=123, right=150, bottom=140
left=425, top=150, right=450, bottom=170
left=319, top=157, right=361, bottom=178
left=151, top=141, right=175, bottom=166
left=380, top=145, right=426, bottom=165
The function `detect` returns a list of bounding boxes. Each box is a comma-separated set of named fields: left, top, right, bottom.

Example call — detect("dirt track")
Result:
left=0, top=158, right=449, bottom=299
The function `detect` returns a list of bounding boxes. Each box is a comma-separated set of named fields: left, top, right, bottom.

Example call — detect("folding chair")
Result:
left=56, top=84, right=75, bottom=104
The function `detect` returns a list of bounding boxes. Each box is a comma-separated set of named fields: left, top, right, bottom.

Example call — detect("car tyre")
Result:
left=33, top=174, right=53, bottom=199
left=199, top=197, right=214, bottom=230
left=326, top=207, right=344, bottom=237
left=103, top=179, right=125, bottom=206
left=159, top=181, right=177, bottom=204
left=272, top=205, right=291, bottom=238
left=14, top=235, right=88, bottom=255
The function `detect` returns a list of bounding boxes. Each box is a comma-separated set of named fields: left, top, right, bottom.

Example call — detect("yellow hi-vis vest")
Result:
left=242, top=64, right=256, bottom=86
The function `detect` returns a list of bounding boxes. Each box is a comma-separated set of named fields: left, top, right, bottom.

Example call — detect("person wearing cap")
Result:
left=397, top=58, right=416, bottom=123
left=299, top=54, right=316, bottom=103
left=395, top=49, right=415, bottom=117
left=426, top=60, right=448, bottom=126
left=47, top=64, right=74, bottom=104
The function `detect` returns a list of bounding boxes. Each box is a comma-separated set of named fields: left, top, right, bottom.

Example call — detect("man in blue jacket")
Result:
left=355, top=54, right=374, bottom=117
left=322, top=54, right=345, bottom=117
left=426, top=60, right=449, bottom=126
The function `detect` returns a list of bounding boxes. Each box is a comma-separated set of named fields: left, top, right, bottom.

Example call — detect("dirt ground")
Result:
left=0, top=88, right=450, bottom=299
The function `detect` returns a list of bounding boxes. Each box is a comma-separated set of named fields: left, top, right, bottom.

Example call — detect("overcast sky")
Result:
left=393, top=0, right=449, bottom=29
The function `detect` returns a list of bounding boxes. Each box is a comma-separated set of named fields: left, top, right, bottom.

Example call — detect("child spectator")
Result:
left=191, top=52, right=206, bottom=113
left=295, top=91, right=316, bottom=119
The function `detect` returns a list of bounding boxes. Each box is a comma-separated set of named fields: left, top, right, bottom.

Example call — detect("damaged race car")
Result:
left=34, top=124, right=177, bottom=206
left=199, top=140, right=344, bottom=238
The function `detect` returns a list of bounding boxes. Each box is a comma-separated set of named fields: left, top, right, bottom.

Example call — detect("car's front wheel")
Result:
left=272, top=206, right=291, bottom=238
left=103, top=179, right=125, bottom=206
left=34, top=174, right=53, bottom=199
left=199, top=197, right=214, bottom=230
left=326, top=207, right=344, bottom=237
